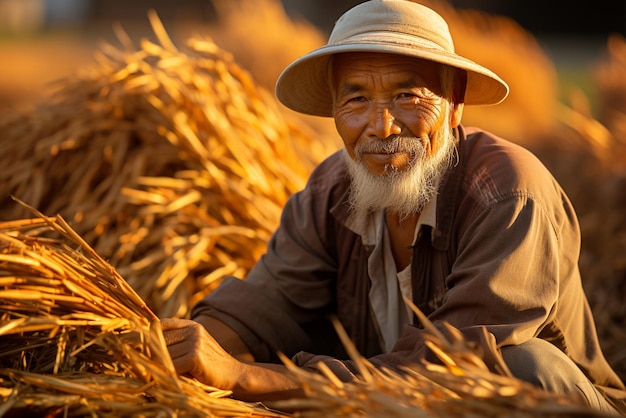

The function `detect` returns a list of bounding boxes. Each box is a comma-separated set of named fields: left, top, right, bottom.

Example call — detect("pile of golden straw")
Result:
left=0, top=11, right=335, bottom=320
left=0, top=204, right=286, bottom=417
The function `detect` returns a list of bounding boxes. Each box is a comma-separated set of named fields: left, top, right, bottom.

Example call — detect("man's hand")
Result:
left=161, top=318, right=242, bottom=391
left=161, top=318, right=304, bottom=401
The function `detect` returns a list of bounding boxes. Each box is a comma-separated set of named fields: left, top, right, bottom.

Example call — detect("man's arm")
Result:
left=161, top=318, right=304, bottom=401
left=193, top=314, right=254, bottom=362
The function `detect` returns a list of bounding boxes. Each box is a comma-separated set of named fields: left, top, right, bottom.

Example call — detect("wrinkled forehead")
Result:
left=330, top=52, right=444, bottom=90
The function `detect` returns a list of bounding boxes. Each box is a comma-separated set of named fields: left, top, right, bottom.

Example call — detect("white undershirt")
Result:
left=367, top=196, right=437, bottom=352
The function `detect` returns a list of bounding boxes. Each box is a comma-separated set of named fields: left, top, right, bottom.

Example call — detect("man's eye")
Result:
left=347, top=96, right=367, bottom=103
left=398, top=92, right=417, bottom=99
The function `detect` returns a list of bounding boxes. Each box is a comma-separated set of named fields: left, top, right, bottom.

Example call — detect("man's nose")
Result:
left=369, top=106, right=402, bottom=139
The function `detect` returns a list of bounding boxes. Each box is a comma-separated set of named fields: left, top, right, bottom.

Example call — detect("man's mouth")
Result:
left=363, top=150, right=405, bottom=162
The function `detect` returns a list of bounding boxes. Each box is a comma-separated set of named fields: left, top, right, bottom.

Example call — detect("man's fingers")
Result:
left=158, top=318, right=237, bottom=389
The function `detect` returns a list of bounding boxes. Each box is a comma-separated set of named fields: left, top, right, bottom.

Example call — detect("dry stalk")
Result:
left=270, top=314, right=614, bottom=418
left=0, top=10, right=335, bottom=320
left=0, top=203, right=288, bottom=417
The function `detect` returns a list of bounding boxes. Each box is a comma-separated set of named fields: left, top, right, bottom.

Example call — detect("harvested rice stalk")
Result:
left=0, top=11, right=336, bottom=319
left=0, top=204, right=287, bottom=417
left=270, top=315, right=612, bottom=418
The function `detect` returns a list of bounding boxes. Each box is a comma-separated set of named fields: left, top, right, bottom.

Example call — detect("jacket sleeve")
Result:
left=431, top=193, right=565, bottom=344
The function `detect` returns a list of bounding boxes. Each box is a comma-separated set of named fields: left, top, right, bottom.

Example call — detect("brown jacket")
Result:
left=192, top=126, right=625, bottom=398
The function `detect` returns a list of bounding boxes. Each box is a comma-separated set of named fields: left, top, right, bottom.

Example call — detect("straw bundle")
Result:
left=0, top=10, right=335, bottom=319
left=269, top=313, right=610, bottom=418
left=0, top=203, right=286, bottom=417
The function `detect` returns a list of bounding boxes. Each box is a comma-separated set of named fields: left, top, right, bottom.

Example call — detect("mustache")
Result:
left=355, top=135, right=424, bottom=157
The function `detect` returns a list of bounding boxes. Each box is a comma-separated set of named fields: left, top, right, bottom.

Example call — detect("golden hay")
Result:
left=199, top=0, right=341, bottom=142
left=0, top=203, right=286, bottom=417
left=0, top=10, right=336, bottom=320
left=265, top=311, right=614, bottom=418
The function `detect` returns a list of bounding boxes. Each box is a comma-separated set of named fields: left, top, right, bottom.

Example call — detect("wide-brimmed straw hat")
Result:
left=276, top=0, right=509, bottom=117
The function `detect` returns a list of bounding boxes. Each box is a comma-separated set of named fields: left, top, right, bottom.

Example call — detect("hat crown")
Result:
left=329, top=0, right=454, bottom=53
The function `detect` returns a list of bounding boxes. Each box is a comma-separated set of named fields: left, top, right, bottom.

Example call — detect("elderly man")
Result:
left=162, top=0, right=626, bottom=412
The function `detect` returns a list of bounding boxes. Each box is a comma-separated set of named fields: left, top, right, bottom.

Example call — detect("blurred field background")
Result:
left=1, top=0, right=625, bottom=416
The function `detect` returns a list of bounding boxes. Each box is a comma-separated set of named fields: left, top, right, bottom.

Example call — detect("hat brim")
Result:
left=276, top=42, right=510, bottom=117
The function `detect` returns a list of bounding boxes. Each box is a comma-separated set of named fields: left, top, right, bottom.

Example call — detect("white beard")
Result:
left=344, top=127, right=457, bottom=219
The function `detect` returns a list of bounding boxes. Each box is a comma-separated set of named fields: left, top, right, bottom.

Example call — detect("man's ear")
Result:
left=450, top=69, right=467, bottom=128
left=450, top=102, right=464, bottom=128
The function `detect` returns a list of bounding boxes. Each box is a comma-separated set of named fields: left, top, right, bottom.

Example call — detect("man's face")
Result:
left=331, top=52, right=460, bottom=216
